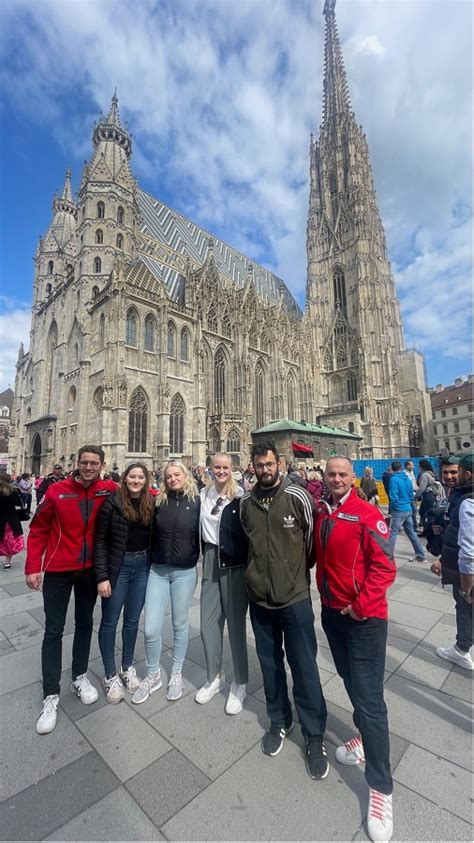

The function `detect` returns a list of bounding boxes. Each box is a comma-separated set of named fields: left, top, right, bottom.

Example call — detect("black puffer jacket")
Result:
left=152, top=491, right=200, bottom=569
left=441, top=483, right=474, bottom=586
left=93, top=492, right=154, bottom=587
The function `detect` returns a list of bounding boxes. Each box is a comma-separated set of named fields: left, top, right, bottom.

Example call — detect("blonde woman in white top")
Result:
left=196, top=453, right=249, bottom=714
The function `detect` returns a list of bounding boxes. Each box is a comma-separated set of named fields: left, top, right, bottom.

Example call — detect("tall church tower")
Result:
left=307, top=0, right=410, bottom=457
left=76, top=93, right=140, bottom=300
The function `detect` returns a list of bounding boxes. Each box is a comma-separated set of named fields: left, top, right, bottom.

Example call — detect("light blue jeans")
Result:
left=389, top=510, right=426, bottom=560
left=144, top=564, right=197, bottom=674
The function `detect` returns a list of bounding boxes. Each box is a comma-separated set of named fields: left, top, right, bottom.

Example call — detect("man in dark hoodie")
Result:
left=240, top=441, right=328, bottom=781
left=433, top=453, right=474, bottom=671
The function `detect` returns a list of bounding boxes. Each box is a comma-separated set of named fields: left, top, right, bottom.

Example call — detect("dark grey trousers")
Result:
left=200, top=543, right=249, bottom=685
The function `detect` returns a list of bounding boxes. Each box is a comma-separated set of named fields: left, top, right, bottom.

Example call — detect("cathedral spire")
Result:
left=52, top=169, right=76, bottom=217
left=92, top=92, right=132, bottom=158
left=322, top=0, right=351, bottom=125
left=107, top=91, right=121, bottom=127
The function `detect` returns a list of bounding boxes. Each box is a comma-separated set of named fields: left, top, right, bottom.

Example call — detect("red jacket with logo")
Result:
left=313, top=488, right=396, bottom=620
left=25, top=475, right=117, bottom=575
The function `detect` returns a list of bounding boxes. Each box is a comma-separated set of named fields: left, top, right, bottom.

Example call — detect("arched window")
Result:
left=116, top=233, right=123, bottom=249
left=126, top=309, right=137, bottom=346
left=167, top=321, right=176, bottom=358
left=66, top=263, right=74, bottom=281
left=97, top=201, right=105, bottom=219
left=347, top=372, right=357, bottom=402
left=210, top=426, right=220, bottom=454
left=333, top=267, right=347, bottom=312
left=227, top=428, right=240, bottom=453
left=207, top=304, right=217, bottom=333
left=348, top=422, right=354, bottom=433
left=74, top=343, right=79, bottom=365
left=214, top=347, right=226, bottom=410
left=255, top=362, right=265, bottom=429
left=169, top=393, right=185, bottom=454
left=94, top=256, right=101, bottom=273
left=92, top=285, right=99, bottom=297
left=144, top=314, right=156, bottom=352
left=99, top=313, right=106, bottom=347
left=48, top=260, right=54, bottom=275
left=46, top=283, right=52, bottom=296
left=128, top=387, right=148, bottom=452
left=95, top=229, right=103, bottom=244
left=221, top=309, right=232, bottom=338
left=287, top=374, right=296, bottom=421
left=68, top=385, right=76, bottom=408
left=117, top=206, right=124, bottom=224
left=93, top=387, right=104, bottom=412
left=180, top=327, right=190, bottom=361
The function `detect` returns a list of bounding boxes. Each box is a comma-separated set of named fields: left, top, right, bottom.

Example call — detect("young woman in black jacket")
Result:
left=93, top=462, right=155, bottom=703
left=0, top=474, right=25, bottom=569
left=132, top=461, right=200, bottom=705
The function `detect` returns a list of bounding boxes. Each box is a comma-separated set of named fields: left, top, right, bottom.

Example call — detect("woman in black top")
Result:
left=132, top=461, right=199, bottom=705
left=0, top=474, right=25, bottom=570
left=93, top=462, right=155, bottom=703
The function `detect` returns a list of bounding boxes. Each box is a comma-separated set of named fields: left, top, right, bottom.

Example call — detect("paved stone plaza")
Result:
left=0, top=528, right=472, bottom=842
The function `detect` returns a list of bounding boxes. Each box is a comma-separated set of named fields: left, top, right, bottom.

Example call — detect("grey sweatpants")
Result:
left=200, top=543, right=249, bottom=685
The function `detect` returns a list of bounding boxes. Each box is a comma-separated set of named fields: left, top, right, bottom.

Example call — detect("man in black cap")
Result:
left=36, top=464, right=65, bottom=503
left=433, top=453, right=474, bottom=671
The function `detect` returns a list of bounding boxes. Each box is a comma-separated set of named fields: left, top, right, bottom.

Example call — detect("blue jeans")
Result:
left=98, top=550, right=149, bottom=677
left=389, top=510, right=426, bottom=559
left=250, top=597, right=327, bottom=739
left=322, top=606, right=392, bottom=794
left=144, top=565, right=197, bottom=674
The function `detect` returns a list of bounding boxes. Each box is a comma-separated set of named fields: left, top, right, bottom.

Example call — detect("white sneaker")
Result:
left=120, top=665, right=140, bottom=692
left=436, top=645, right=474, bottom=671
left=195, top=671, right=225, bottom=704
left=103, top=674, right=125, bottom=704
left=70, top=673, right=99, bottom=704
left=167, top=672, right=184, bottom=701
left=131, top=671, right=162, bottom=704
left=36, top=694, right=59, bottom=735
left=225, top=682, right=246, bottom=715
left=367, top=789, right=393, bottom=843
left=335, top=734, right=365, bottom=765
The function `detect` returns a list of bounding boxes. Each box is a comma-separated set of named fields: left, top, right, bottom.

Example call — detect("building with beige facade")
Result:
left=10, top=0, right=433, bottom=475
left=429, top=376, right=474, bottom=456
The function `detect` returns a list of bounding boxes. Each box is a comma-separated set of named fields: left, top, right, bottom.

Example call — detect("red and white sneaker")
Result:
left=367, top=789, right=393, bottom=843
left=335, top=734, right=365, bottom=765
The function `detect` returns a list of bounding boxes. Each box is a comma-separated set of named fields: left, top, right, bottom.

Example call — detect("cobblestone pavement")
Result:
left=0, top=524, right=472, bottom=841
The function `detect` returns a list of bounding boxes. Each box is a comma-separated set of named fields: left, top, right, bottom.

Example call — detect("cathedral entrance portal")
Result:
left=31, top=433, right=41, bottom=475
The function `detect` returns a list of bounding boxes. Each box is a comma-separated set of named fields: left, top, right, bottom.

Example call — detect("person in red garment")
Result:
left=25, top=445, right=116, bottom=735
left=313, top=456, right=396, bottom=843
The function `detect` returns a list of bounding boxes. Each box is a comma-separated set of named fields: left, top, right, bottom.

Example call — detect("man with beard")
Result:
left=434, top=453, right=474, bottom=670
left=240, top=441, right=328, bottom=780
left=425, top=457, right=459, bottom=557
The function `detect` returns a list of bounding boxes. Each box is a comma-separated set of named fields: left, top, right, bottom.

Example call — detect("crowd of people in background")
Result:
left=0, top=441, right=470, bottom=843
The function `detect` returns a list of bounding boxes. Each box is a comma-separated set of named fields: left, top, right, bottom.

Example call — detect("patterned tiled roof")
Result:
left=137, top=189, right=302, bottom=320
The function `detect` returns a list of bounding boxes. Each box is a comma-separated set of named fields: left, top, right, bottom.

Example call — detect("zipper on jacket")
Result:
left=82, top=488, right=90, bottom=568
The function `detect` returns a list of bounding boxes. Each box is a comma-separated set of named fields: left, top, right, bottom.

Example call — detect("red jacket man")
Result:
left=314, top=487, right=395, bottom=620
left=26, top=445, right=116, bottom=736
left=314, top=457, right=395, bottom=843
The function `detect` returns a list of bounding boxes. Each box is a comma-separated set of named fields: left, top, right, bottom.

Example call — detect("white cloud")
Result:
left=0, top=0, right=471, bottom=388
left=0, top=301, right=31, bottom=391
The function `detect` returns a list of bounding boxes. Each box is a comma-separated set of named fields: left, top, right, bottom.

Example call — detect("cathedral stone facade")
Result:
left=10, top=0, right=433, bottom=475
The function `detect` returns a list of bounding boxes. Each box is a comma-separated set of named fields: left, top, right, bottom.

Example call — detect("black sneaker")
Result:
left=304, top=735, right=329, bottom=780
left=261, top=722, right=294, bottom=756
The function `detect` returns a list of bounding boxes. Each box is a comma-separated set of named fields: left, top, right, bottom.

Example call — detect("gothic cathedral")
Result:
left=11, top=0, right=432, bottom=474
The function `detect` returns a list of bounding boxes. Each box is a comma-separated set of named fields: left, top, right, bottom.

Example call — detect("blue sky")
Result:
left=0, top=0, right=472, bottom=391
